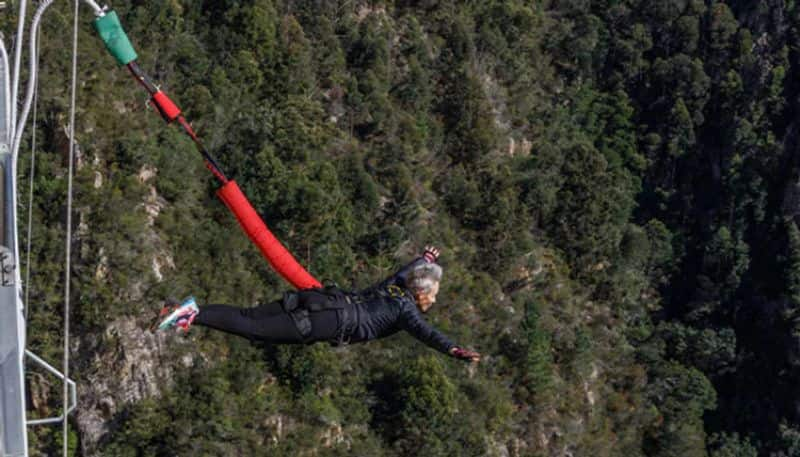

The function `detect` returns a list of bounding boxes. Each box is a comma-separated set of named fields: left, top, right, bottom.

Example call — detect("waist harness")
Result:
left=281, top=286, right=358, bottom=344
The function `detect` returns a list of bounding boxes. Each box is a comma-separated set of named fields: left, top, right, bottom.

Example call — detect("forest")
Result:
left=10, top=0, right=800, bottom=456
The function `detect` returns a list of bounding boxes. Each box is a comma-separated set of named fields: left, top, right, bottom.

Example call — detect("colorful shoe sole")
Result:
left=156, top=297, right=198, bottom=331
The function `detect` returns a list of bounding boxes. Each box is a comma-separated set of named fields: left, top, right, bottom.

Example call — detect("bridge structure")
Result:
left=0, top=0, right=89, bottom=455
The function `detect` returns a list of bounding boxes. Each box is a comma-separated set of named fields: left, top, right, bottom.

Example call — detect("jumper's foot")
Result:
left=155, top=296, right=199, bottom=332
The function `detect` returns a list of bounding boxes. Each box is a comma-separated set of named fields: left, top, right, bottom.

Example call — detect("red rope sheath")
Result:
left=122, top=62, right=320, bottom=290
left=217, top=181, right=321, bottom=290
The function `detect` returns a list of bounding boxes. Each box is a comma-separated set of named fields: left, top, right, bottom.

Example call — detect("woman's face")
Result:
left=415, top=281, right=440, bottom=313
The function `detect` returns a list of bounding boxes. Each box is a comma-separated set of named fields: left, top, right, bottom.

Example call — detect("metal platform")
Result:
left=0, top=224, right=26, bottom=457
left=0, top=17, right=27, bottom=451
left=1, top=1, right=87, bottom=454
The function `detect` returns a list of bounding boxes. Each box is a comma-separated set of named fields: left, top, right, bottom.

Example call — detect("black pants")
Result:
left=194, top=300, right=340, bottom=344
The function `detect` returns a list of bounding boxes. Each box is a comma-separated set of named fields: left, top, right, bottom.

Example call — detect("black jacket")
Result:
left=340, top=257, right=456, bottom=354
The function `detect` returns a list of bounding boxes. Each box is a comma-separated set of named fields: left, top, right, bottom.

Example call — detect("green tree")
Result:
left=393, top=356, right=461, bottom=456
left=786, top=220, right=800, bottom=306
left=645, top=363, right=716, bottom=457
left=518, top=300, right=554, bottom=408
left=708, top=432, right=758, bottom=457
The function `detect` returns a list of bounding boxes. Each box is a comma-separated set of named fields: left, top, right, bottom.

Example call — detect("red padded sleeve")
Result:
left=151, top=91, right=181, bottom=123
left=217, top=180, right=321, bottom=290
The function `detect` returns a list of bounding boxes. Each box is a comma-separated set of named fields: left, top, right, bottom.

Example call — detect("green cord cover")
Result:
left=93, top=11, right=137, bottom=66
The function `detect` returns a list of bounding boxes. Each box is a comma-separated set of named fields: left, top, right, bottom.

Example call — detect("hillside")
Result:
left=16, top=1, right=800, bottom=456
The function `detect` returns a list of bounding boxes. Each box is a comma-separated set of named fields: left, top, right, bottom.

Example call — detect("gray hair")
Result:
left=407, top=263, right=443, bottom=294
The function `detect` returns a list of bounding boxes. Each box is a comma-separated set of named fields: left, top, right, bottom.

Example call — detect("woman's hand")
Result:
left=450, top=347, right=481, bottom=363
left=423, top=245, right=441, bottom=263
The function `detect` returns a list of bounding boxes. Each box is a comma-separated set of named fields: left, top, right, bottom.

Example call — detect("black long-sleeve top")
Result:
left=342, top=257, right=456, bottom=355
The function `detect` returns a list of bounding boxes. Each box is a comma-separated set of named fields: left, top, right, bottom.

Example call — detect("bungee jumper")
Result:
left=90, top=10, right=480, bottom=362
left=154, top=247, right=481, bottom=362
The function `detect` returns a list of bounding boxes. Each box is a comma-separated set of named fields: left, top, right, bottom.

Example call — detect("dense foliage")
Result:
left=14, top=0, right=800, bottom=455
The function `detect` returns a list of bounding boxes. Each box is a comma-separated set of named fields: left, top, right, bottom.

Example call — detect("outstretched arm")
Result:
left=399, top=304, right=456, bottom=355
left=399, top=307, right=481, bottom=362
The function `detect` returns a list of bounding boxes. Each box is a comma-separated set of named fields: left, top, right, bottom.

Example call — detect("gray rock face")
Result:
left=73, top=318, right=193, bottom=456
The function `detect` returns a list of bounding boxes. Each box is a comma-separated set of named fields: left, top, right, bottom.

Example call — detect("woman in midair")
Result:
left=156, top=246, right=481, bottom=362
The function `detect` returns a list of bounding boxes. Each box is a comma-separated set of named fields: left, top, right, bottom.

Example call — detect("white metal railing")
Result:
left=24, top=351, right=76, bottom=427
